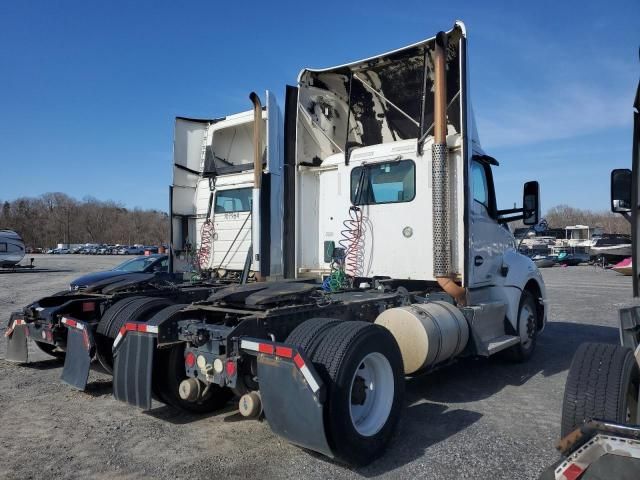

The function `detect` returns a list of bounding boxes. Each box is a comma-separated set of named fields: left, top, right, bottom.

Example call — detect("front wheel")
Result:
left=504, top=291, right=538, bottom=362
left=309, top=321, right=404, bottom=466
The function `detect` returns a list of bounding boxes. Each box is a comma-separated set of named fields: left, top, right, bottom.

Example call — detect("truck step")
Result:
left=485, top=335, right=520, bottom=355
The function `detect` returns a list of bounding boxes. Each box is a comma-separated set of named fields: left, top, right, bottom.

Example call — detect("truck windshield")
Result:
left=214, top=187, right=252, bottom=213
left=350, top=160, right=415, bottom=205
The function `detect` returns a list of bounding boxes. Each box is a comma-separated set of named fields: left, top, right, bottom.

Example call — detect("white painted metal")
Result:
left=292, top=22, right=546, bottom=347
left=468, top=161, right=515, bottom=287
left=171, top=92, right=283, bottom=275
left=349, top=352, right=395, bottom=437
left=297, top=139, right=463, bottom=280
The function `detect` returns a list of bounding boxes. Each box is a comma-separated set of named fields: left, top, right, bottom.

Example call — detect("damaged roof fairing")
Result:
left=296, top=21, right=469, bottom=166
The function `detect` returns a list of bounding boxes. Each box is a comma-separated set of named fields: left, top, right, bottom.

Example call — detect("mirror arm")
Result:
left=621, top=211, right=632, bottom=224
left=497, top=207, right=523, bottom=216
left=497, top=213, right=525, bottom=224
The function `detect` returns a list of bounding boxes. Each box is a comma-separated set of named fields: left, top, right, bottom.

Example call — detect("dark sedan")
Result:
left=70, top=254, right=169, bottom=291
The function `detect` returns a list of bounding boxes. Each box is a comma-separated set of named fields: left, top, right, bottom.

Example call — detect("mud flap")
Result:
left=60, top=319, right=95, bottom=390
left=257, top=354, right=333, bottom=458
left=113, top=332, right=155, bottom=410
left=5, top=314, right=28, bottom=363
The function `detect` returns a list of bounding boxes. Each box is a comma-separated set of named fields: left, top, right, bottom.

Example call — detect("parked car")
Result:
left=69, top=254, right=169, bottom=291
left=118, top=246, right=144, bottom=255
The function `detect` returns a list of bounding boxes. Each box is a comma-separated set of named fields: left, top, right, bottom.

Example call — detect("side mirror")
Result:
left=522, top=181, right=540, bottom=226
left=611, top=168, right=631, bottom=213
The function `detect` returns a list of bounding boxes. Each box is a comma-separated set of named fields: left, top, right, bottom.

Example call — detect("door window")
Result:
left=350, top=160, right=416, bottom=205
left=471, top=161, right=489, bottom=208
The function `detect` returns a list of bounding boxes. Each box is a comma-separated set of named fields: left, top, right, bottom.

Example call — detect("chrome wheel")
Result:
left=518, top=302, right=536, bottom=349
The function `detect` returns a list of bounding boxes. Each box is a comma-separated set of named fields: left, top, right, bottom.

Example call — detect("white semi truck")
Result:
left=5, top=94, right=285, bottom=403
left=170, top=91, right=284, bottom=280
left=106, top=21, right=547, bottom=466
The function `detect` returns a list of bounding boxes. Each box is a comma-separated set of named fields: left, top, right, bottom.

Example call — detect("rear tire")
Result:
left=96, top=296, right=173, bottom=373
left=561, top=342, right=640, bottom=437
left=156, top=343, right=233, bottom=414
left=308, top=321, right=404, bottom=466
left=285, top=317, right=342, bottom=354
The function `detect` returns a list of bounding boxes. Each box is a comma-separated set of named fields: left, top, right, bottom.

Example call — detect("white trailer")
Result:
left=107, top=21, right=547, bottom=466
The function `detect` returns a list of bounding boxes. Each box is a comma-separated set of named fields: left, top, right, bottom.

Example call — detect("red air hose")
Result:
left=197, top=220, right=215, bottom=271
left=340, top=206, right=365, bottom=278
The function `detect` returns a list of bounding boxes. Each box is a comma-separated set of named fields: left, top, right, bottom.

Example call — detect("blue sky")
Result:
left=0, top=0, right=637, bottom=213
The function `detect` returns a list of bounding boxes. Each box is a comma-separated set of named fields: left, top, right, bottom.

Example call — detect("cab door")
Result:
left=468, top=160, right=513, bottom=287
left=211, top=186, right=253, bottom=271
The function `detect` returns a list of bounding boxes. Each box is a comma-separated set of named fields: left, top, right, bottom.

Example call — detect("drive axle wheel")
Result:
left=309, top=321, right=404, bottom=466
left=155, top=343, right=233, bottom=414
left=95, top=296, right=173, bottom=373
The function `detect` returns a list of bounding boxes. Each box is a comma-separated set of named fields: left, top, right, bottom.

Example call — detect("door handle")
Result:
left=474, top=256, right=484, bottom=266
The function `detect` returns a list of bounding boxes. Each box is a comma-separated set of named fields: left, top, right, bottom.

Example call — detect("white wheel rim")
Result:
left=348, top=352, right=394, bottom=437
left=519, top=303, right=535, bottom=349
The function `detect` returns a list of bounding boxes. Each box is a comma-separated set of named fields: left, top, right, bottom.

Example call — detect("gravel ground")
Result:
left=0, top=255, right=635, bottom=479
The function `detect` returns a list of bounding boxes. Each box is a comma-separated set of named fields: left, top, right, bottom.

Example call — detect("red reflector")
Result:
left=226, top=359, right=237, bottom=377
left=258, top=343, right=274, bottom=355
left=563, top=464, right=584, bottom=480
left=293, top=354, right=305, bottom=369
left=275, top=346, right=293, bottom=358
left=66, top=319, right=77, bottom=328
left=82, top=302, right=95, bottom=312
left=185, top=351, right=196, bottom=368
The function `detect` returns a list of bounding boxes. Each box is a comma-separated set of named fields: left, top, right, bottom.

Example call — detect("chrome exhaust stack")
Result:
left=432, top=32, right=465, bottom=303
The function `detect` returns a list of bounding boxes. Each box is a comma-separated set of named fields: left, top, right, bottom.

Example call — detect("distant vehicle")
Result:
left=0, top=230, right=26, bottom=267
left=69, top=254, right=169, bottom=291
left=118, top=246, right=144, bottom=255
left=48, top=247, right=70, bottom=254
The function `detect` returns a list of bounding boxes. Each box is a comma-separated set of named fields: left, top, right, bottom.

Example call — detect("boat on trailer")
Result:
left=590, top=235, right=632, bottom=263
left=0, top=230, right=26, bottom=267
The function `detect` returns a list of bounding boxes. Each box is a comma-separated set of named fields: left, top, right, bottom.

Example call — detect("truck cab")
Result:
left=170, top=91, right=284, bottom=280
left=109, top=21, right=548, bottom=467
left=294, top=22, right=546, bottom=344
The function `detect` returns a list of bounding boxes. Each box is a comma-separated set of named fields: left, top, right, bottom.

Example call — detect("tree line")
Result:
left=0, top=193, right=630, bottom=250
left=0, top=193, right=168, bottom=249
left=543, top=205, right=630, bottom=235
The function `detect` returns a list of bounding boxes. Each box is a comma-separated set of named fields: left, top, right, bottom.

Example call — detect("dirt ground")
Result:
left=0, top=255, right=635, bottom=479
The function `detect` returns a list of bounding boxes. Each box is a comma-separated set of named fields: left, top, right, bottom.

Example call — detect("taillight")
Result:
left=185, top=351, right=196, bottom=369
left=225, top=359, right=236, bottom=377
left=82, top=302, right=95, bottom=313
